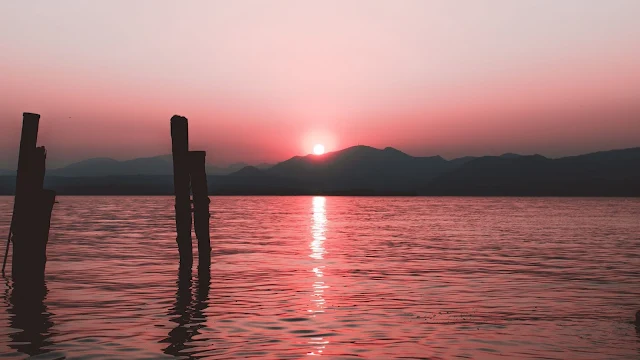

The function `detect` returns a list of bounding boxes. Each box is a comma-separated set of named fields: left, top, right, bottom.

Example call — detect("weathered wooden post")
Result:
left=3, top=113, right=39, bottom=276
left=8, top=113, right=56, bottom=282
left=189, top=151, right=211, bottom=268
left=170, top=115, right=193, bottom=270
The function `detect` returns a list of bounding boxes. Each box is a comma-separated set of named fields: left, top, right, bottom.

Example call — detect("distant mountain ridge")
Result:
left=211, top=146, right=640, bottom=196
left=0, top=146, right=638, bottom=196
left=48, top=156, right=173, bottom=177
left=19, top=155, right=274, bottom=177
left=234, top=145, right=452, bottom=192
left=424, top=147, right=640, bottom=196
left=0, top=148, right=517, bottom=177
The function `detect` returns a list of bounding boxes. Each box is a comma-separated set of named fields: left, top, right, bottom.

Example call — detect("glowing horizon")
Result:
left=1, top=1, right=639, bottom=168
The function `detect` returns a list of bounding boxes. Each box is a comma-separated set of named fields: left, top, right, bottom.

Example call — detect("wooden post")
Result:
left=10, top=113, right=56, bottom=282
left=29, top=189, right=56, bottom=279
left=32, top=147, right=47, bottom=189
left=15, top=113, right=40, bottom=195
left=11, top=114, right=39, bottom=244
left=189, top=151, right=210, bottom=269
left=170, top=115, right=193, bottom=270
left=1, top=114, right=38, bottom=275
left=10, top=113, right=40, bottom=280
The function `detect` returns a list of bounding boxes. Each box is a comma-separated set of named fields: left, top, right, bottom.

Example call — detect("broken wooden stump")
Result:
left=189, top=151, right=211, bottom=269
left=170, top=116, right=212, bottom=271
left=170, top=115, right=193, bottom=270
left=7, top=113, right=56, bottom=283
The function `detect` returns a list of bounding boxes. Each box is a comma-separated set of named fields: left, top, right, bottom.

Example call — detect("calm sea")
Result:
left=0, top=196, right=639, bottom=359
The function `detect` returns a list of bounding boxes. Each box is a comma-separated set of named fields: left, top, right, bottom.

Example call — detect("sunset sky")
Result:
left=1, top=0, right=640, bottom=168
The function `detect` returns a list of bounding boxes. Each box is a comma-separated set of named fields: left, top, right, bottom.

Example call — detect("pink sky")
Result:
left=1, top=0, right=640, bottom=168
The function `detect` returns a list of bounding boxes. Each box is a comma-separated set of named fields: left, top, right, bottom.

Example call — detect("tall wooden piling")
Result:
left=170, top=115, right=193, bottom=270
left=10, top=113, right=56, bottom=282
left=12, top=115, right=40, bottom=235
left=8, top=113, right=40, bottom=279
left=189, top=151, right=211, bottom=268
left=15, top=114, right=40, bottom=195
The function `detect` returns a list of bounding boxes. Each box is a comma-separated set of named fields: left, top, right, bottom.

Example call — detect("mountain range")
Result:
left=0, top=145, right=639, bottom=196
left=0, top=155, right=272, bottom=177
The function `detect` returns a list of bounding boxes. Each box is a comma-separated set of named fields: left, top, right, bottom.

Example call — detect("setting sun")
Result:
left=313, top=144, right=325, bottom=155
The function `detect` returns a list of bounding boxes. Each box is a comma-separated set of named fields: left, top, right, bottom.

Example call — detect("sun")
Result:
left=313, top=144, right=325, bottom=155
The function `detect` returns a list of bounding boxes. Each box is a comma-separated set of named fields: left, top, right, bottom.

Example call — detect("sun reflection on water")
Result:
left=310, top=196, right=327, bottom=260
left=0, top=197, right=639, bottom=358
left=308, top=196, right=328, bottom=356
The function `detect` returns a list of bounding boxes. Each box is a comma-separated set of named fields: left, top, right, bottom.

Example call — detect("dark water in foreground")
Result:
left=0, top=196, right=639, bottom=359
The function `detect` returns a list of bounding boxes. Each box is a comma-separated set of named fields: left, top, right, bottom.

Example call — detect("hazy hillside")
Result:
left=1, top=146, right=638, bottom=196
left=48, top=156, right=173, bottom=177
left=41, top=155, right=270, bottom=177
left=424, top=148, right=640, bottom=196
left=263, top=145, right=452, bottom=192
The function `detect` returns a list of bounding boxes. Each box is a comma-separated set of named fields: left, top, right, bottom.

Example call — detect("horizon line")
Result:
left=2, top=144, right=639, bottom=172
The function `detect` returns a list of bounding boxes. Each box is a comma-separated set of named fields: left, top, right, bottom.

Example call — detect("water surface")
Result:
left=0, top=196, right=639, bottom=359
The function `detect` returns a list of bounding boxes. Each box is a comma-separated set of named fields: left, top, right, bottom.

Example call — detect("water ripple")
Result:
left=0, top=196, right=639, bottom=359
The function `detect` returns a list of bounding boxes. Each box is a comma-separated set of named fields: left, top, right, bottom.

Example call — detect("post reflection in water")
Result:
left=161, top=268, right=211, bottom=358
left=5, top=278, right=55, bottom=357
left=308, top=196, right=329, bottom=356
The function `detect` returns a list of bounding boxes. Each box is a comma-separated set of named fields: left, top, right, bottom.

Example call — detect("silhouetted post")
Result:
left=3, top=113, right=40, bottom=275
left=189, top=151, right=210, bottom=269
left=27, top=189, right=56, bottom=280
left=15, top=113, right=40, bottom=195
left=170, top=115, right=193, bottom=270
left=9, top=113, right=56, bottom=282
left=31, top=147, right=47, bottom=190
